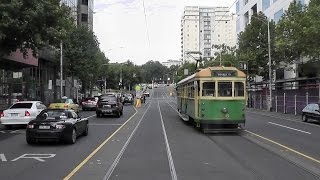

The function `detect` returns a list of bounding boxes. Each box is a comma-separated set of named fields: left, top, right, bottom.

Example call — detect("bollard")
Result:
left=284, top=93, right=286, bottom=114
left=135, top=98, right=141, bottom=108
left=275, top=96, right=278, bottom=112
left=295, top=94, right=297, bottom=115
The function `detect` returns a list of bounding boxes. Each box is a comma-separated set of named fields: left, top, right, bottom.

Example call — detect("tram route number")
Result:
left=0, top=153, right=56, bottom=162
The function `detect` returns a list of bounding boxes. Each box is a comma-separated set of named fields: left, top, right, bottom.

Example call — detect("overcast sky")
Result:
left=93, top=0, right=235, bottom=65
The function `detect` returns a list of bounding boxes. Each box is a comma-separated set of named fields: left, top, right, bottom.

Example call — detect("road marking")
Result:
left=268, top=122, right=312, bottom=135
left=10, top=130, right=20, bottom=133
left=0, top=131, right=5, bottom=133
left=84, top=114, right=96, bottom=119
left=89, top=124, right=122, bottom=126
left=248, top=111, right=320, bottom=128
left=0, top=154, right=7, bottom=161
left=245, top=130, right=320, bottom=164
left=158, top=101, right=178, bottom=180
left=64, top=107, right=138, bottom=180
left=11, top=154, right=56, bottom=162
left=103, top=102, right=152, bottom=180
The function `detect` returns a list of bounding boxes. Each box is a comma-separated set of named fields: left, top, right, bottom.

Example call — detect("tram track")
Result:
left=206, top=133, right=320, bottom=179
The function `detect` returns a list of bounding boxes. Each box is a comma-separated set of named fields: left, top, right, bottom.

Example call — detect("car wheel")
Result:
left=117, top=111, right=121, bottom=118
left=302, top=114, right=308, bottom=122
left=26, top=136, right=35, bottom=145
left=66, top=129, right=77, bottom=144
left=83, top=124, right=89, bottom=136
left=83, top=108, right=86, bottom=111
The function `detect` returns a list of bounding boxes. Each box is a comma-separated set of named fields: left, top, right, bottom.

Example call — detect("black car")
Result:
left=96, top=94, right=123, bottom=117
left=302, top=103, right=320, bottom=122
left=26, top=109, right=88, bottom=144
left=123, top=94, right=134, bottom=105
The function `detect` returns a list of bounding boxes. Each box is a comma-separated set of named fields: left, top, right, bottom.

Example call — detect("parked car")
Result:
left=0, top=101, right=47, bottom=129
left=123, top=94, right=134, bottom=105
left=49, top=97, right=80, bottom=113
left=143, top=90, right=150, bottom=97
left=26, top=109, right=88, bottom=144
left=302, top=103, right=320, bottom=122
left=82, top=97, right=97, bottom=111
left=96, top=94, right=123, bottom=118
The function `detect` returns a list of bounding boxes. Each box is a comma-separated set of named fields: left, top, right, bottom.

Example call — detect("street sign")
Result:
left=239, top=61, right=248, bottom=70
left=184, top=69, right=189, bottom=76
left=48, top=80, right=52, bottom=90
left=135, top=85, right=141, bottom=91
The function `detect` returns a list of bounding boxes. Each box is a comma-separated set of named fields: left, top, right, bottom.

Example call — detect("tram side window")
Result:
left=235, top=82, right=244, bottom=97
left=202, top=82, right=215, bottom=96
left=218, top=82, right=232, bottom=97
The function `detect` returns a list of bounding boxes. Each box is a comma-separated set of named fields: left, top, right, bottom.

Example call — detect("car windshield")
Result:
left=39, top=110, right=69, bottom=120
left=10, top=103, right=32, bottom=109
left=100, top=96, right=117, bottom=102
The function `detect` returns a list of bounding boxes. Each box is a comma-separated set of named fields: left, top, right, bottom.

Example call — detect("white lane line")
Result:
left=0, top=131, right=5, bottom=133
left=268, top=122, right=312, bottom=135
left=89, top=124, right=122, bottom=126
left=103, top=101, right=152, bottom=180
left=84, top=114, right=96, bottom=119
left=158, top=101, right=178, bottom=180
left=248, top=111, right=320, bottom=128
left=10, top=130, right=20, bottom=133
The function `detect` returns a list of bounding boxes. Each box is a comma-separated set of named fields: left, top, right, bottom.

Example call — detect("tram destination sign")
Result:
left=212, top=70, right=237, bottom=77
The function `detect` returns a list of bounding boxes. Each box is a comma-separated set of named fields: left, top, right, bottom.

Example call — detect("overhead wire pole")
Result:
left=60, top=41, right=63, bottom=98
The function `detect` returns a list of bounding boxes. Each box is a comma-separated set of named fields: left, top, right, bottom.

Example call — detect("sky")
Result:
left=93, top=0, right=235, bottom=65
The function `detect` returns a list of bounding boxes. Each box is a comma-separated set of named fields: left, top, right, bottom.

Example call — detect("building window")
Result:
left=81, top=13, right=88, bottom=22
left=244, top=0, right=249, bottom=5
left=236, top=1, right=240, bottom=14
left=262, top=0, right=270, bottom=11
left=82, top=0, right=88, bottom=5
left=236, top=19, right=240, bottom=32
left=274, top=9, right=283, bottom=23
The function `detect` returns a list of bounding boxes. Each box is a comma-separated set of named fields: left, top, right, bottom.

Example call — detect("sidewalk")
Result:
left=247, top=108, right=302, bottom=121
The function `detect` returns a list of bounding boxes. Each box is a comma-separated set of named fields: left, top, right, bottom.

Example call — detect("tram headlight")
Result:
left=221, top=107, right=228, bottom=114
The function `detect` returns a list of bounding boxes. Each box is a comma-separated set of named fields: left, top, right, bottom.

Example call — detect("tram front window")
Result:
left=218, top=82, right=232, bottom=97
left=202, top=82, right=215, bottom=96
left=235, top=82, right=244, bottom=96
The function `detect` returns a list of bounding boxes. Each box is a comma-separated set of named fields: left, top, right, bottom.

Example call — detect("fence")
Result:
left=248, top=82, right=320, bottom=115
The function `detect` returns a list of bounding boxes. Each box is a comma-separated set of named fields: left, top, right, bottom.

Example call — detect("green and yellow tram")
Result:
left=176, top=66, right=247, bottom=133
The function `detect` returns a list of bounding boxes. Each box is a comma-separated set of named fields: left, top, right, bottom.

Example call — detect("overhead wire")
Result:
left=142, top=0, right=151, bottom=47
left=211, top=0, right=238, bottom=30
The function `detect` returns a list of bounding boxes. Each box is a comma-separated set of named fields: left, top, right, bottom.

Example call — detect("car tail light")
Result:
left=27, top=124, right=34, bottom=129
left=0, top=112, right=4, bottom=118
left=64, top=104, right=69, bottom=108
left=55, top=124, right=65, bottom=129
left=25, top=111, right=30, bottom=116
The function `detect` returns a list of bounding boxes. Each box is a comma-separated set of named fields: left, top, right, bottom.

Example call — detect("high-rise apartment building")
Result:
left=77, top=0, right=94, bottom=30
left=181, top=6, right=236, bottom=63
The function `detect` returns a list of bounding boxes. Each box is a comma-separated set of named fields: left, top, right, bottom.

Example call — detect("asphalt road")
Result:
left=1, top=86, right=320, bottom=180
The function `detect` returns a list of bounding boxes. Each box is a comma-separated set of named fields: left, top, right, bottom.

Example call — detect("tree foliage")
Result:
left=276, top=0, right=306, bottom=65
left=237, top=12, right=276, bottom=79
left=0, top=0, right=74, bottom=57
left=62, top=26, right=108, bottom=93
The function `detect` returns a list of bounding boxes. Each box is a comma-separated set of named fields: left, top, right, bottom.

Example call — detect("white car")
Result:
left=0, top=101, right=47, bottom=128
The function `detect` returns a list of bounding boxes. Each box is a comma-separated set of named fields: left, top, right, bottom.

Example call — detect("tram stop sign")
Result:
left=135, top=85, right=141, bottom=91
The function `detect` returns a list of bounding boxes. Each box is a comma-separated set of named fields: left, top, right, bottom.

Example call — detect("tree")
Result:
left=62, top=25, right=105, bottom=94
left=276, top=0, right=306, bottom=66
left=237, top=12, right=276, bottom=79
left=303, top=0, right=320, bottom=59
left=204, top=44, right=237, bottom=67
left=0, top=0, right=74, bottom=57
left=141, top=60, right=168, bottom=83
left=176, top=62, right=196, bottom=82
